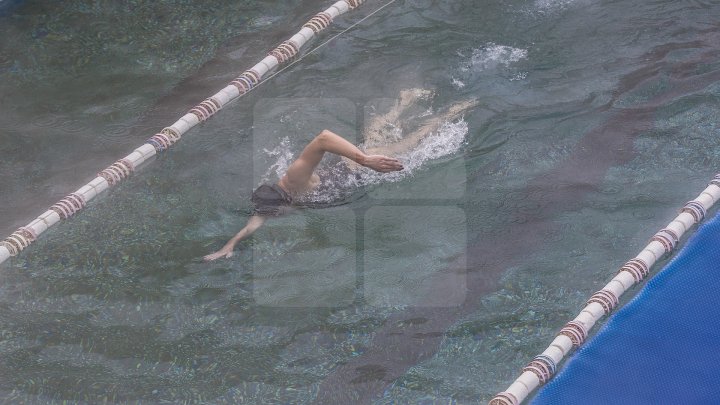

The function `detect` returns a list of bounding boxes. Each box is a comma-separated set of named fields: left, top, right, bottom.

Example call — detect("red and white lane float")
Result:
left=490, top=175, right=720, bottom=404
left=0, top=0, right=366, bottom=265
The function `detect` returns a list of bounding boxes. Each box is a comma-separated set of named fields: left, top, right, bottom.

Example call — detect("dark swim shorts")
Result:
left=251, top=183, right=293, bottom=216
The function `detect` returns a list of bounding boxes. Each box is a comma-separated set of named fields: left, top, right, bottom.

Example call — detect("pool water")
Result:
left=1, top=0, right=719, bottom=403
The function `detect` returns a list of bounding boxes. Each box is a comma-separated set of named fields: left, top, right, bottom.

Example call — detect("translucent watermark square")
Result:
left=252, top=208, right=356, bottom=307
left=363, top=206, right=467, bottom=307
left=249, top=97, right=469, bottom=309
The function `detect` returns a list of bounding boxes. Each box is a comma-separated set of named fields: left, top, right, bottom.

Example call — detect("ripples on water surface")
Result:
left=1, top=0, right=720, bottom=403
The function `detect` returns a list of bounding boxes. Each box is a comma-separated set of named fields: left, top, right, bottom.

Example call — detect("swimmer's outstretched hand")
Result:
left=361, top=154, right=404, bottom=172
left=203, top=216, right=265, bottom=262
left=203, top=247, right=234, bottom=261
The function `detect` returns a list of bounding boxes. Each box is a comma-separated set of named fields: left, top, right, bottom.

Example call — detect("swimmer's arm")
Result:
left=203, top=215, right=266, bottom=261
left=318, top=130, right=404, bottom=172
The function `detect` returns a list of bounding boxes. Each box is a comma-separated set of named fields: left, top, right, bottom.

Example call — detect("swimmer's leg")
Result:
left=364, top=98, right=479, bottom=158
left=363, top=88, right=434, bottom=147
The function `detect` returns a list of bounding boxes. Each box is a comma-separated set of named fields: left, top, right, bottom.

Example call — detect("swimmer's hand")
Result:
left=203, top=215, right=266, bottom=262
left=360, top=154, right=404, bottom=172
left=203, top=246, right=235, bottom=261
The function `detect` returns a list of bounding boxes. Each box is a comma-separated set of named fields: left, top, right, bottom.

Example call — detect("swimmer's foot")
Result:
left=399, top=88, right=435, bottom=107
left=445, top=98, right=480, bottom=119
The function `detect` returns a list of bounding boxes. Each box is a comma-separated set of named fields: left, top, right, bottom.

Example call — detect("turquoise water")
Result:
left=1, top=0, right=719, bottom=403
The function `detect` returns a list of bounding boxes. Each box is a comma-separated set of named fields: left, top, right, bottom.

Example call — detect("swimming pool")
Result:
left=1, top=0, right=719, bottom=403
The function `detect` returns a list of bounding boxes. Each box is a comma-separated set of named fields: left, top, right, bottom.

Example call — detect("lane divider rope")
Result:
left=0, top=0, right=389, bottom=265
left=489, top=174, right=720, bottom=405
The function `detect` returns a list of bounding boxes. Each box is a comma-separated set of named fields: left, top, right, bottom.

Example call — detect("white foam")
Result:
left=259, top=115, right=469, bottom=205
left=464, top=43, right=528, bottom=72
left=261, top=136, right=295, bottom=183
left=534, top=0, right=578, bottom=13
left=452, top=43, right=528, bottom=88
left=518, top=0, right=583, bottom=16
left=306, top=118, right=469, bottom=204
left=451, top=77, right=466, bottom=89
left=367, top=118, right=467, bottom=179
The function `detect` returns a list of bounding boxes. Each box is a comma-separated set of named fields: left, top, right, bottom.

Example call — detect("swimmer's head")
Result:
left=251, top=184, right=293, bottom=216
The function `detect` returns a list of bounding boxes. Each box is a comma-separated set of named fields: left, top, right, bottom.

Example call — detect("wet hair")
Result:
left=251, top=184, right=293, bottom=216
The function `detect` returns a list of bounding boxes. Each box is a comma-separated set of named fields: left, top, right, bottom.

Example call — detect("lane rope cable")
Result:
left=0, top=0, right=401, bottom=265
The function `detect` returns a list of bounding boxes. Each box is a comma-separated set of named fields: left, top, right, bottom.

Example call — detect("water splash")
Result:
left=516, top=0, right=583, bottom=17
left=261, top=118, right=470, bottom=205
left=452, top=43, right=528, bottom=88
left=361, top=118, right=469, bottom=182
left=534, top=0, right=580, bottom=13
left=463, top=43, right=528, bottom=72
left=451, top=77, right=466, bottom=89
left=261, top=136, right=294, bottom=183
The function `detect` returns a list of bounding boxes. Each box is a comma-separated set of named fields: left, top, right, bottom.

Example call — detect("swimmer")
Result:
left=203, top=90, right=478, bottom=261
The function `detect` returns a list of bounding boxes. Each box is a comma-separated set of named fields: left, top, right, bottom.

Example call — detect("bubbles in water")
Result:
left=373, top=118, right=469, bottom=178
left=517, top=0, right=583, bottom=16
left=451, top=78, right=466, bottom=89
left=534, top=0, right=579, bottom=13
left=452, top=43, right=528, bottom=86
left=465, top=43, right=528, bottom=71
left=510, top=72, right=529, bottom=81
left=261, top=136, right=294, bottom=182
